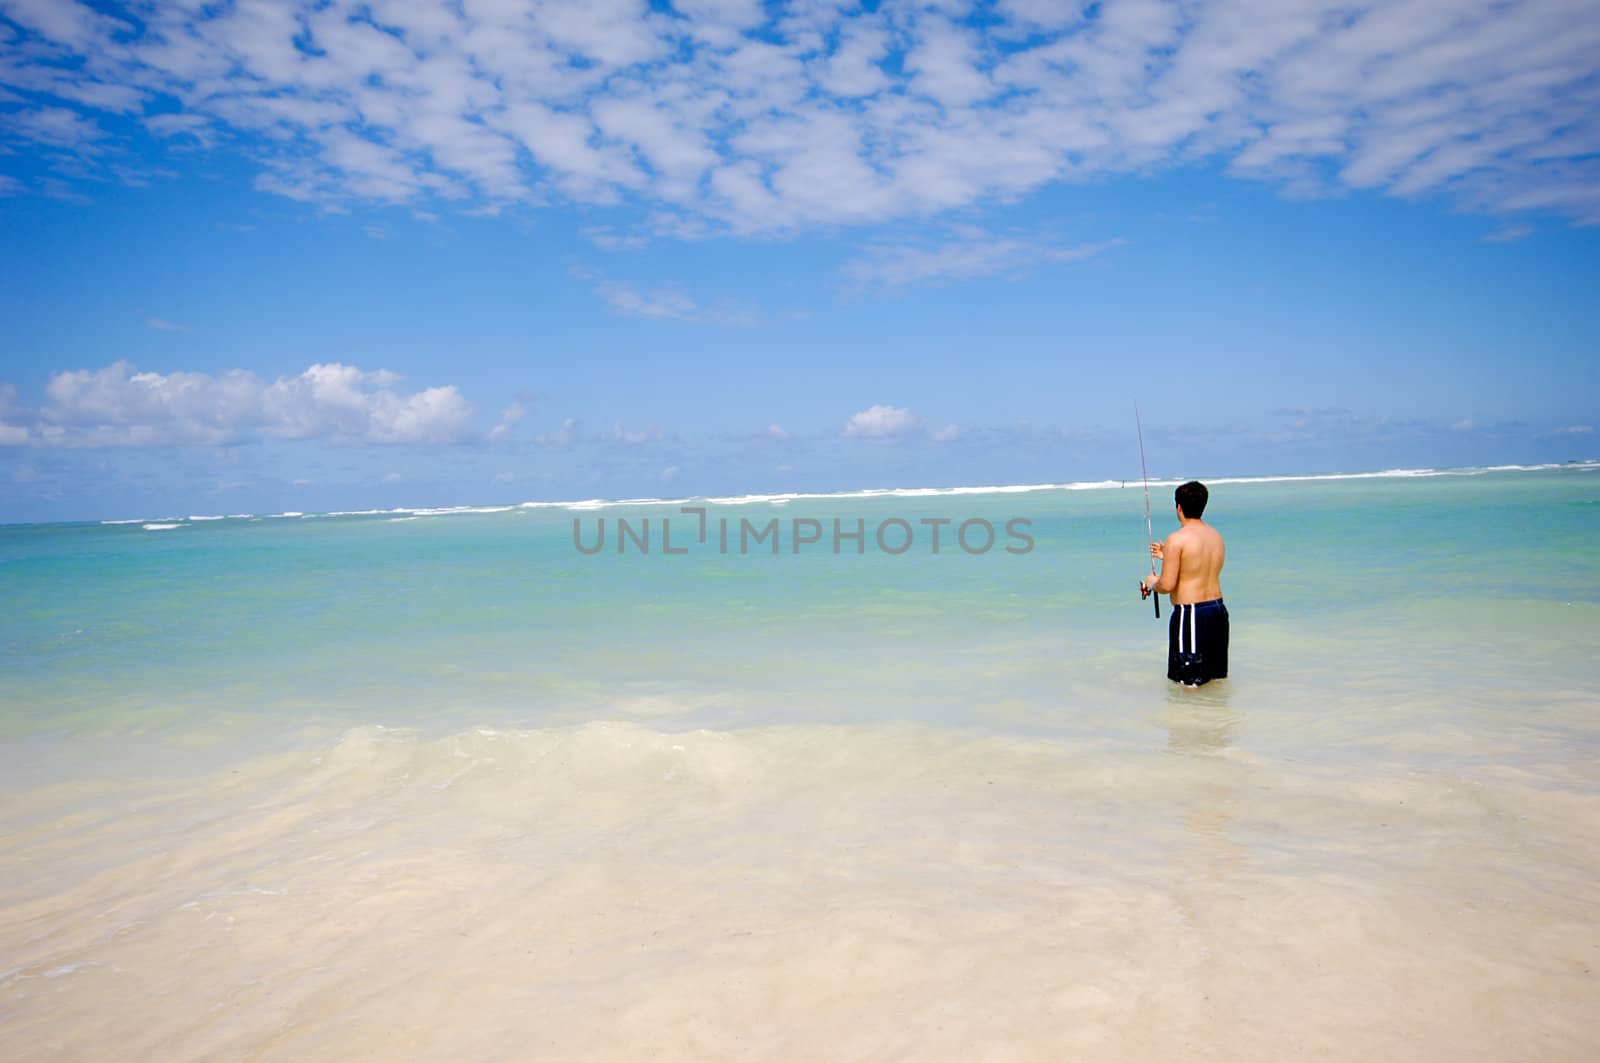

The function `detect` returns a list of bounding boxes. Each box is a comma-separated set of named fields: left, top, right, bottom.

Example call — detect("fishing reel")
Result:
left=1139, top=576, right=1160, bottom=617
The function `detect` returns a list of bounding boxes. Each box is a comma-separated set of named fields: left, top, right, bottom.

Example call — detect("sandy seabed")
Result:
left=2, top=716, right=1596, bottom=1061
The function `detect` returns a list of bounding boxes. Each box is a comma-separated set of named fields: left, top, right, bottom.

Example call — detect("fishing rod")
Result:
left=1136, top=403, right=1159, bottom=618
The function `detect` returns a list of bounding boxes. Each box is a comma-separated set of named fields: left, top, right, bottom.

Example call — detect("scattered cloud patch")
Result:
left=1, top=1, right=1595, bottom=228
left=145, top=317, right=189, bottom=332
left=573, top=266, right=757, bottom=324
left=581, top=226, right=650, bottom=251
left=1483, top=225, right=1534, bottom=243
left=842, top=230, right=1124, bottom=288
left=0, top=383, right=28, bottom=446
left=0, top=362, right=474, bottom=447
left=933, top=423, right=962, bottom=442
left=613, top=420, right=662, bottom=445
left=843, top=404, right=919, bottom=439
left=537, top=417, right=580, bottom=449
left=490, top=401, right=526, bottom=442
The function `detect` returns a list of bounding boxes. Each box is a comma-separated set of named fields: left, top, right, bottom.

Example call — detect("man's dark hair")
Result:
left=1175, top=480, right=1208, bottom=519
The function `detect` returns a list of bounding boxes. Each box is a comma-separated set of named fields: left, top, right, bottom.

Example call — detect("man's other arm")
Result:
left=1144, top=536, right=1180, bottom=595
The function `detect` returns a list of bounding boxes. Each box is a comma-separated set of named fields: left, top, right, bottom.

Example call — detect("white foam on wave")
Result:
left=405, top=505, right=517, bottom=517
left=142, top=523, right=182, bottom=531
left=92, top=460, right=1599, bottom=528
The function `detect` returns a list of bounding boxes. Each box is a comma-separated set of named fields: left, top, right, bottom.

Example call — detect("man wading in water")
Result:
left=1141, top=481, right=1229, bottom=687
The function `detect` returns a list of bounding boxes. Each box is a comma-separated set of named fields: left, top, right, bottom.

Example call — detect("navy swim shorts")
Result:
left=1168, top=598, right=1229, bottom=686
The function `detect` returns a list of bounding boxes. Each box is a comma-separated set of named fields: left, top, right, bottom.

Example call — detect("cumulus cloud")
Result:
left=0, top=0, right=1595, bottom=229
left=843, top=404, right=919, bottom=439
left=0, top=361, right=475, bottom=447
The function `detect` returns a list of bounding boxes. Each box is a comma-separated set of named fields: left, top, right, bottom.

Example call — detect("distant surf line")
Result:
left=96, top=460, right=1597, bottom=529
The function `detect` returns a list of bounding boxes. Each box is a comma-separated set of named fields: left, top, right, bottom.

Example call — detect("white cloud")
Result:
left=811, top=17, right=891, bottom=98
left=0, top=383, right=28, bottom=445
left=843, top=404, right=918, bottom=439
left=1483, top=225, right=1533, bottom=243
left=537, top=416, right=580, bottom=449
left=489, top=401, right=526, bottom=442
left=1451, top=419, right=1477, bottom=431
left=766, top=423, right=789, bottom=439
left=145, top=317, right=189, bottom=332
left=4, top=105, right=106, bottom=150
left=1, top=0, right=1594, bottom=227
left=581, top=225, right=650, bottom=251
left=904, top=17, right=992, bottom=107
left=595, top=281, right=699, bottom=321
left=612, top=419, right=662, bottom=444
left=574, top=266, right=757, bottom=324
left=933, top=423, right=962, bottom=442
left=1555, top=424, right=1594, bottom=435
left=842, top=230, right=1125, bottom=288
left=3, top=361, right=475, bottom=447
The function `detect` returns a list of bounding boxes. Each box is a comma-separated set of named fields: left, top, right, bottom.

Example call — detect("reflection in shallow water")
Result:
left=1160, top=680, right=1241, bottom=757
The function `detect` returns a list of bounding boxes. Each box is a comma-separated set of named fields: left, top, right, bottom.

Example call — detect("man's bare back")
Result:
left=1152, top=520, right=1224, bottom=605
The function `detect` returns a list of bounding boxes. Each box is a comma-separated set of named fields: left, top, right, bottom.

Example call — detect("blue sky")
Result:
left=1, top=0, right=1597, bottom=522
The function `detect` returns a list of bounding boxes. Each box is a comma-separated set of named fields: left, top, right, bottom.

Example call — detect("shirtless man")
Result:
left=1141, top=481, right=1228, bottom=687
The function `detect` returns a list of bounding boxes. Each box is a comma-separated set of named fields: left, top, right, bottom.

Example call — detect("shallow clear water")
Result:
left=2, top=466, right=1597, bottom=1059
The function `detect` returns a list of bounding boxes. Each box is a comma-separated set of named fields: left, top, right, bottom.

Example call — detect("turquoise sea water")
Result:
left=2, top=465, right=1598, bottom=1059
left=4, top=465, right=1596, bottom=747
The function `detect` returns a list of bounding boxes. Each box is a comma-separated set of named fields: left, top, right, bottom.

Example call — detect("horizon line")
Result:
left=9, top=458, right=1588, bottom=530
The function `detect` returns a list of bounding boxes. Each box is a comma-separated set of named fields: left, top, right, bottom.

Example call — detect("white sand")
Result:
left=2, top=719, right=1595, bottom=1060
